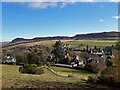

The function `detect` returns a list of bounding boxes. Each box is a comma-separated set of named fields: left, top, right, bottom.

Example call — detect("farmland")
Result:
left=3, top=40, right=118, bottom=50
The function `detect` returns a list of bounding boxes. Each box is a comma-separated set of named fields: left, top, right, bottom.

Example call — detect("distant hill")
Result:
left=11, top=31, right=119, bottom=43
left=74, top=31, right=119, bottom=40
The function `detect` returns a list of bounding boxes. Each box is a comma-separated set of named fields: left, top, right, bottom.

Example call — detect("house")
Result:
left=62, top=43, right=71, bottom=47
left=47, top=56, right=53, bottom=61
left=105, top=53, right=114, bottom=59
left=62, top=43, right=71, bottom=51
left=87, top=58, right=93, bottom=64
left=4, top=56, right=16, bottom=64
left=91, top=50, right=104, bottom=57
left=70, top=55, right=85, bottom=67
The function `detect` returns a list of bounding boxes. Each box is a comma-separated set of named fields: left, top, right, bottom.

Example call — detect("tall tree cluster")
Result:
left=52, top=40, right=65, bottom=63
left=27, top=48, right=46, bottom=66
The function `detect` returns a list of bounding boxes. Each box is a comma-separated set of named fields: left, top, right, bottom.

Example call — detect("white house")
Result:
left=70, top=55, right=85, bottom=67
left=4, top=56, right=16, bottom=63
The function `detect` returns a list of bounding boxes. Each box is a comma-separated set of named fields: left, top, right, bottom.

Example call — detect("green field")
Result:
left=65, top=40, right=118, bottom=49
left=2, top=64, right=90, bottom=88
left=3, top=40, right=118, bottom=49
left=51, top=66, right=99, bottom=77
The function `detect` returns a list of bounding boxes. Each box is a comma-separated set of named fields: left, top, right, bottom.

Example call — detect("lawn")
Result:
left=2, top=64, right=88, bottom=88
left=51, top=66, right=99, bottom=77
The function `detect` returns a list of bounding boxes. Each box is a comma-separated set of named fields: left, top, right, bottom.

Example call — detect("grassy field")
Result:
left=2, top=64, right=90, bottom=88
left=51, top=66, right=99, bottom=77
left=65, top=40, right=118, bottom=49
left=4, top=40, right=118, bottom=50
left=2, top=65, right=116, bottom=89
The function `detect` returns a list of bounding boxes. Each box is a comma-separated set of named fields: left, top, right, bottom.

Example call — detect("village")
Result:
left=3, top=40, right=115, bottom=71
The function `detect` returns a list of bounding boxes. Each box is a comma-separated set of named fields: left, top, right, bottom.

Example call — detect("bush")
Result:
left=98, top=75, right=119, bottom=86
left=11, top=62, right=16, bottom=65
left=106, top=60, right=113, bottom=67
left=98, top=67, right=120, bottom=87
left=30, top=64, right=38, bottom=67
left=47, top=62, right=50, bottom=67
left=47, top=62, right=50, bottom=65
left=86, top=58, right=106, bottom=73
left=101, top=67, right=114, bottom=77
left=88, top=76, right=98, bottom=84
left=19, top=64, right=44, bottom=75
left=50, top=62, right=55, bottom=65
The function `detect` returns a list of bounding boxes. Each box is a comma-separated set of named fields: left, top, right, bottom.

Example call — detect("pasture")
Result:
left=51, top=66, right=99, bottom=78
left=3, top=40, right=117, bottom=50
left=2, top=64, right=89, bottom=88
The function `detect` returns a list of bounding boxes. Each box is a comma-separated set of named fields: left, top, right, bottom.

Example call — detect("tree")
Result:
left=86, top=45, right=89, bottom=52
left=98, top=48, right=101, bottom=52
left=36, top=50, right=46, bottom=66
left=94, top=45, right=97, bottom=50
left=52, top=40, right=65, bottom=63
left=106, top=60, right=113, bottom=67
left=112, top=49, right=120, bottom=79
left=83, top=48, right=85, bottom=52
left=87, top=57, right=106, bottom=74
left=2, top=49, right=7, bottom=62
left=64, top=54, right=71, bottom=64
left=27, top=48, right=46, bottom=66
left=15, top=52, right=25, bottom=64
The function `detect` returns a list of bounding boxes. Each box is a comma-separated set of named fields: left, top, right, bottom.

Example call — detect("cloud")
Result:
left=112, top=15, right=120, bottom=19
left=75, top=32, right=80, bottom=34
left=2, top=0, right=119, bottom=9
left=28, top=2, right=76, bottom=9
left=99, top=19, right=104, bottom=22
left=60, top=2, right=67, bottom=8
left=28, top=2, right=57, bottom=9
left=2, top=0, right=119, bottom=2
left=109, top=0, right=118, bottom=2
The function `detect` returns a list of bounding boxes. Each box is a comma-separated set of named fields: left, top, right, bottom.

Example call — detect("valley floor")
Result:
left=1, top=64, right=119, bottom=89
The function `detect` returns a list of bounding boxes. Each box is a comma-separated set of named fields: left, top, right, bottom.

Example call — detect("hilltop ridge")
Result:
left=11, top=31, right=119, bottom=43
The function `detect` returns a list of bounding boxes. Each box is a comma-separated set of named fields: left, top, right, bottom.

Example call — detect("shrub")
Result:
left=11, top=62, right=16, bottom=65
left=101, top=67, right=114, bottom=77
left=86, top=58, right=106, bottom=73
left=106, top=60, right=113, bottom=67
left=19, top=64, right=44, bottom=75
left=98, top=75, right=119, bottom=86
left=98, top=67, right=120, bottom=87
left=30, top=64, right=38, bottom=67
left=47, top=62, right=50, bottom=67
left=50, top=62, right=55, bottom=65
left=88, top=76, right=98, bottom=84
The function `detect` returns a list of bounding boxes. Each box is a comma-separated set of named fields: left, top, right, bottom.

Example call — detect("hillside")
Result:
left=11, top=31, right=119, bottom=43
left=74, top=31, right=119, bottom=40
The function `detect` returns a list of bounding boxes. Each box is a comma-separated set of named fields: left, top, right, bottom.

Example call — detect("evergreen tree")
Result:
left=36, top=50, right=46, bottom=66
left=94, top=45, right=97, bottom=50
left=52, top=40, right=65, bottom=63
left=86, top=45, right=88, bottom=52
left=98, top=48, right=101, bottom=52
left=27, top=48, right=46, bottom=66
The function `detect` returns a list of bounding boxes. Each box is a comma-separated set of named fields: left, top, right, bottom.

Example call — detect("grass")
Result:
left=3, top=40, right=117, bottom=50
left=51, top=66, right=99, bottom=77
left=65, top=40, right=118, bottom=49
left=2, top=64, right=88, bottom=88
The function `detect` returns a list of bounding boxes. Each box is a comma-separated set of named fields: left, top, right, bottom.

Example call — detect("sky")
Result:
left=2, top=1, right=119, bottom=41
